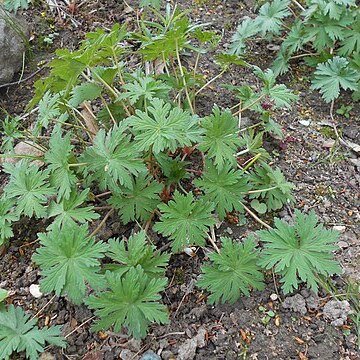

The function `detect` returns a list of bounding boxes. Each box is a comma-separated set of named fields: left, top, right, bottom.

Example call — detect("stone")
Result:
left=282, top=294, right=307, bottom=315
left=177, top=328, right=206, bottom=360
left=323, top=300, right=352, bottom=327
left=139, top=350, right=161, bottom=360
left=0, top=8, right=29, bottom=85
left=120, top=349, right=135, bottom=360
left=2, top=141, right=44, bottom=167
left=29, top=284, right=42, bottom=298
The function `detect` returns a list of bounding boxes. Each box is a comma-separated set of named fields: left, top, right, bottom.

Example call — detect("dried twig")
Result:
left=89, top=209, right=114, bottom=237
left=241, top=202, right=272, bottom=230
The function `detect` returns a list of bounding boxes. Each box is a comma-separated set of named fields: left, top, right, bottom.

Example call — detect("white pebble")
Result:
left=29, top=284, right=43, bottom=298
left=270, top=293, right=278, bottom=301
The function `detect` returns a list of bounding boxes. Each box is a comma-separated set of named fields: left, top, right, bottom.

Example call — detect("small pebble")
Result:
left=29, top=284, right=42, bottom=298
left=299, top=119, right=310, bottom=126
left=337, top=241, right=349, bottom=249
left=270, top=293, right=278, bottom=301
left=333, top=225, right=346, bottom=232
left=139, top=350, right=161, bottom=360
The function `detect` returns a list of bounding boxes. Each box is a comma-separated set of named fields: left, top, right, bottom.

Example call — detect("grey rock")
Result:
left=323, top=300, right=352, bottom=326
left=188, top=305, right=207, bottom=320
left=0, top=8, right=29, bottom=85
left=177, top=328, right=206, bottom=360
left=161, top=351, right=175, bottom=360
left=2, top=141, right=44, bottom=167
left=120, top=349, right=136, bottom=360
left=139, top=350, right=161, bottom=360
left=282, top=294, right=307, bottom=315
left=127, top=338, right=142, bottom=353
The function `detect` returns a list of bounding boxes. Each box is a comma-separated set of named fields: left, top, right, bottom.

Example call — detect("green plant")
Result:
left=105, top=231, right=170, bottom=278
left=0, top=305, right=65, bottom=360
left=0, top=198, right=18, bottom=246
left=154, top=191, right=215, bottom=252
left=229, top=0, right=360, bottom=102
left=32, top=223, right=108, bottom=304
left=198, top=236, right=264, bottom=304
left=86, top=267, right=168, bottom=339
left=258, top=210, right=341, bottom=294
left=4, top=0, right=31, bottom=13
left=194, top=161, right=249, bottom=220
left=3, top=161, right=55, bottom=218
left=248, top=162, right=294, bottom=213
left=336, top=104, right=353, bottom=118
left=311, top=56, right=359, bottom=102
left=0, top=2, right=310, bottom=345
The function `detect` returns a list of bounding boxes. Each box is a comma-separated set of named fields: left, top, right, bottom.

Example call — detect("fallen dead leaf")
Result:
left=294, top=337, right=305, bottom=345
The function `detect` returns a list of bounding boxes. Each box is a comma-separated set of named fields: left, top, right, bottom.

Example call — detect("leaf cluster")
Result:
left=0, top=305, right=65, bottom=360
left=229, top=0, right=360, bottom=101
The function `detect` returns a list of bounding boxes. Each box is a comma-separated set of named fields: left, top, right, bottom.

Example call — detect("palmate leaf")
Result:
left=47, top=189, right=99, bottom=230
left=139, top=16, right=190, bottom=61
left=117, top=76, right=170, bottom=107
left=311, top=56, right=360, bottom=102
left=105, top=231, right=169, bottom=278
left=0, top=198, right=18, bottom=245
left=4, top=0, right=30, bottom=13
left=281, top=21, right=313, bottom=55
left=0, top=116, right=22, bottom=153
left=305, top=12, right=352, bottom=51
left=254, top=0, right=291, bottom=36
left=194, top=161, right=249, bottom=220
left=198, top=236, right=264, bottom=304
left=86, top=267, right=168, bottom=339
left=154, top=191, right=215, bottom=252
left=36, top=91, right=61, bottom=132
left=253, top=67, right=298, bottom=108
left=68, top=82, right=102, bottom=108
left=258, top=210, right=341, bottom=294
left=198, top=106, right=241, bottom=170
left=140, top=0, right=161, bottom=9
left=338, top=13, right=360, bottom=56
left=3, top=161, right=55, bottom=218
left=81, top=124, right=146, bottom=191
left=249, top=163, right=294, bottom=212
left=45, top=126, right=77, bottom=200
left=109, top=172, right=162, bottom=224
left=228, top=18, right=259, bottom=55
left=32, top=223, right=108, bottom=304
left=127, top=98, right=203, bottom=154
left=0, top=305, right=66, bottom=360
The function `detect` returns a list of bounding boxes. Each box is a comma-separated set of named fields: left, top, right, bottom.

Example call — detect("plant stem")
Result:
left=241, top=202, right=272, bottom=230
left=242, top=153, right=262, bottom=171
left=89, top=209, right=114, bottom=238
left=175, top=40, right=194, bottom=114
left=246, top=186, right=278, bottom=194
left=208, top=227, right=220, bottom=253
left=291, top=0, right=305, bottom=11
left=68, top=162, right=87, bottom=168
left=233, top=94, right=266, bottom=116
left=236, top=148, right=249, bottom=156
left=195, top=67, right=227, bottom=96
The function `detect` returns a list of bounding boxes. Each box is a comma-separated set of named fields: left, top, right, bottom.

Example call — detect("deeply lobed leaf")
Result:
left=198, top=236, right=264, bottom=304
left=258, top=210, right=341, bottom=294
left=154, top=191, right=215, bottom=252
left=0, top=305, right=65, bottom=360
left=86, top=267, right=168, bottom=339
left=32, top=223, right=108, bottom=304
